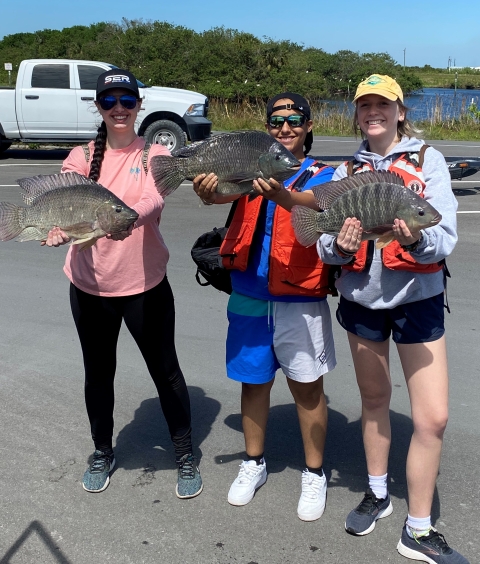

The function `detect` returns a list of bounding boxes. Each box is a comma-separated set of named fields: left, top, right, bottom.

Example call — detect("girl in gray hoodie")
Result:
left=319, top=75, right=468, bottom=564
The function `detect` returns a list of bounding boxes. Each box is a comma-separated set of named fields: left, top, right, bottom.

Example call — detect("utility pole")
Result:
left=403, top=48, right=406, bottom=69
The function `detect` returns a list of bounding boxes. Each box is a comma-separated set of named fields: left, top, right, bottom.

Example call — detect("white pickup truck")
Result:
left=0, top=59, right=212, bottom=153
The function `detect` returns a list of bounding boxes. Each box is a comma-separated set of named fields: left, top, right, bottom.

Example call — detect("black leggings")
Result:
left=70, top=277, right=192, bottom=459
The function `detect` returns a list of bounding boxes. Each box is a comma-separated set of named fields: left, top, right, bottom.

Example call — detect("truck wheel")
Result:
left=0, top=137, right=12, bottom=153
left=143, top=120, right=187, bottom=152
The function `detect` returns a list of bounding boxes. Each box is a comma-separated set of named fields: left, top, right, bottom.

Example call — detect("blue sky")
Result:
left=1, top=0, right=478, bottom=69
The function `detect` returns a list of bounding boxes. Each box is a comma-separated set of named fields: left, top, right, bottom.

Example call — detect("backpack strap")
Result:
left=83, top=143, right=151, bottom=175
left=347, top=160, right=354, bottom=176
left=418, top=144, right=429, bottom=167
left=82, top=145, right=90, bottom=163
left=142, top=143, right=151, bottom=175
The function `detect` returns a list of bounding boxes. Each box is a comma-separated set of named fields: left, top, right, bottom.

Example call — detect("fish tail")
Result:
left=0, top=202, right=24, bottom=241
left=150, top=156, right=185, bottom=197
left=291, top=205, right=321, bottom=247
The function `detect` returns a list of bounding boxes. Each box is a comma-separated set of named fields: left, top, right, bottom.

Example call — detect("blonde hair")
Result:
left=352, top=100, right=422, bottom=140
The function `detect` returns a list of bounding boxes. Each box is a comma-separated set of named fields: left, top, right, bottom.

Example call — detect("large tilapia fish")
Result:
left=150, top=130, right=301, bottom=197
left=291, top=171, right=442, bottom=247
left=0, top=172, right=139, bottom=251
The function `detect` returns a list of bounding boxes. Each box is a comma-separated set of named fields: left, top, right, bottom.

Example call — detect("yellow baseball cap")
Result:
left=353, top=74, right=404, bottom=103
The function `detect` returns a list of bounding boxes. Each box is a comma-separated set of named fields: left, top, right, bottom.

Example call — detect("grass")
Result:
left=413, top=70, right=480, bottom=90
left=208, top=98, right=480, bottom=140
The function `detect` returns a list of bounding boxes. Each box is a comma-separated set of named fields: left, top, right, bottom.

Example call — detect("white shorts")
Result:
left=273, top=300, right=336, bottom=383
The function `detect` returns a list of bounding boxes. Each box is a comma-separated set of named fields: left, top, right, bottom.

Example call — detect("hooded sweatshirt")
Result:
left=318, top=136, right=458, bottom=309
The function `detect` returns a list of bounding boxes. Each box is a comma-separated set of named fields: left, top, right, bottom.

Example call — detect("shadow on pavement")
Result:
left=0, top=148, right=71, bottom=161
left=113, top=386, right=221, bottom=471
left=0, top=520, right=72, bottom=564
left=218, top=399, right=441, bottom=523
left=452, top=186, right=480, bottom=196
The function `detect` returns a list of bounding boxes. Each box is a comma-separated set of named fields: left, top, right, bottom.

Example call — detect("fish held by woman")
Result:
left=0, top=172, right=139, bottom=251
left=291, top=171, right=442, bottom=248
left=150, top=130, right=301, bottom=197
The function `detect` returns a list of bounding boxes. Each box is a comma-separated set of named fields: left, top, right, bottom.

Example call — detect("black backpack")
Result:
left=190, top=200, right=238, bottom=294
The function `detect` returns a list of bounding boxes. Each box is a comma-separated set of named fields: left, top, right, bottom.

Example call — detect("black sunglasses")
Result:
left=268, top=114, right=307, bottom=128
left=98, top=94, right=139, bottom=111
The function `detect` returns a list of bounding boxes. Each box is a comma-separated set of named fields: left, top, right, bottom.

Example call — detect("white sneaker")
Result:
left=297, top=469, right=327, bottom=521
left=227, top=460, right=267, bottom=506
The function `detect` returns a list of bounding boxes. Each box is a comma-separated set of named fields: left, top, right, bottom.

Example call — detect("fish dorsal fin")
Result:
left=312, top=170, right=405, bottom=210
left=171, top=131, right=269, bottom=158
left=17, top=173, right=101, bottom=204
left=171, top=132, right=240, bottom=158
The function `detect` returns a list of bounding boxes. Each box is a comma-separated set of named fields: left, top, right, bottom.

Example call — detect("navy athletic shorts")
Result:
left=336, top=293, right=445, bottom=344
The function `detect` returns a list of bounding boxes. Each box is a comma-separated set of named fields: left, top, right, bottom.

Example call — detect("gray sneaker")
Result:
left=397, top=524, right=470, bottom=563
left=82, top=449, right=116, bottom=493
left=176, top=454, right=203, bottom=499
left=345, top=487, right=393, bottom=535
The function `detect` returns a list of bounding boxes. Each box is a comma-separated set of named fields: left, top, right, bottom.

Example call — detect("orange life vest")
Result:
left=343, top=147, right=444, bottom=273
left=219, top=162, right=333, bottom=297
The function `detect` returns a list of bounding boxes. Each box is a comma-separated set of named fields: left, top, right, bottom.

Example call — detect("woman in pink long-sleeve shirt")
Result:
left=43, top=68, right=203, bottom=499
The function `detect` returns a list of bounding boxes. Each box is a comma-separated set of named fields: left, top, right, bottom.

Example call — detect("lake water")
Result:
left=406, top=88, right=480, bottom=120
left=324, top=88, right=480, bottom=121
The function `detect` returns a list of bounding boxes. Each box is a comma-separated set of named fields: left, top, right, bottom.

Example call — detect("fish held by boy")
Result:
left=291, top=171, right=442, bottom=248
left=150, top=130, right=301, bottom=197
left=0, top=172, right=139, bottom=251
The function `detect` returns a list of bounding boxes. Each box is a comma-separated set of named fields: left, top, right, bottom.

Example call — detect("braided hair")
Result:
left=88, top=121, right=107, bottom=182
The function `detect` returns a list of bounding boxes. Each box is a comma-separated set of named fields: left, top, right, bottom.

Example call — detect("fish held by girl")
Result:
left=291, top=171, right=441, bottom=248
left=0, top=172, right=139, bottom=251
left=150, top=130, right=301, bottom=197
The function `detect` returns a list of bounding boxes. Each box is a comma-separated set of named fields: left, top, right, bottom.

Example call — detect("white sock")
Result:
left=406, top=514, right=431, bottom=538
left=368, top=473, right=388, bottom=500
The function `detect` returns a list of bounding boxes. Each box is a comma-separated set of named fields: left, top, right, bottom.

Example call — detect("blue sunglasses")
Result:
left=98, top=94, right=139, bottom=111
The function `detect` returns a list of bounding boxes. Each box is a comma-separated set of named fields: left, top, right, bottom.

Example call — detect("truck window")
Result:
left=31, top=64, right=70, bottom=89
left=78, top=65, right=106, bottom=90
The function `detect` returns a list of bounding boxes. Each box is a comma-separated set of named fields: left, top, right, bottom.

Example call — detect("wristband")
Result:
left=334, top=238, right=356, bottom=257
left=401, top=234, right=423, bottom=252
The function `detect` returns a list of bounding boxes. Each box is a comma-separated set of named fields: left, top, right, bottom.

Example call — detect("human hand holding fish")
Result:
left=106, top=225, right=134, bottom=241
left=335, top=218, right=363, bottom=256
left=253, top=177, right=283, bottom=199
left=193, top=173, right=218, bottom=205
left=40, top=227, right=71, bottom=247
left=392, top=218, right=422, bottom=248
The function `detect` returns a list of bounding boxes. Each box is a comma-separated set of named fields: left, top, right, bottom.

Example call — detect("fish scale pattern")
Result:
left=0, top=174, right=137, bottom=243
left=151, top=131, right=300, bottom=197
left=317, top=183, right=416, bottom=235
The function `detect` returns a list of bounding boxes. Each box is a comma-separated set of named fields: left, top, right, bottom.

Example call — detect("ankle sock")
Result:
left=306, top=465, right=324, bottom=477
left=406, top=515, right=431, bottom=538
left=368, top=473, right=388, bottom=500
left=246, top=453, right=265, bottom=465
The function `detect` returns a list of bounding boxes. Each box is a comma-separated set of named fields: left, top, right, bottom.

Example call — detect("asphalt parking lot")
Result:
left=0, top=138, right=478, bottom=564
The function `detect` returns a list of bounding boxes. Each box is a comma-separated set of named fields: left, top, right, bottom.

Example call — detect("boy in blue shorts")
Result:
left=193, top=93, right=336, bottom=521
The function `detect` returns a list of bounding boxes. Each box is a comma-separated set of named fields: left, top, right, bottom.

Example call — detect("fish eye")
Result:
left=115, top=205, right=123, bottom=213
left=418, top=209, right=425, bottom=216
left=275, top=155, right=281, bottom=161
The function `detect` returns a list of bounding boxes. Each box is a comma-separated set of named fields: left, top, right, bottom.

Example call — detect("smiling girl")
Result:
left=318, top=75, right=467, bottom=563
left=43, top=68, right=203, bottom=500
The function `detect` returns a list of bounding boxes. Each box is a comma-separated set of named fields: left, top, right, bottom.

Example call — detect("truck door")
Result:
left=18, top=62, right=78, bottom=138
left=74, top=63, right=109, bottom=138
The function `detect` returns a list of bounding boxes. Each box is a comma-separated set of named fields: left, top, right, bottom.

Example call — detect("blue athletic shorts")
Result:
left=226, top=291, right=336, bottom=384
left=336, top=293, right=445, bottom=344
